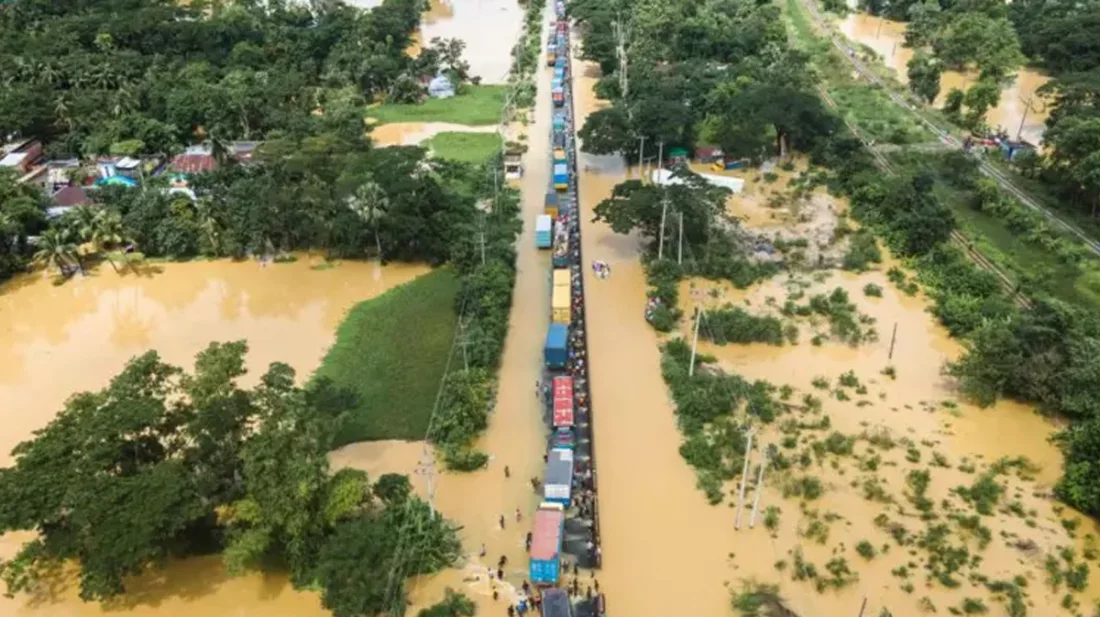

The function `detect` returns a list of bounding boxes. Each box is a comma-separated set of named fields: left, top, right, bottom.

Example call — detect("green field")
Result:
left=426, top=132, right=503, bottom=163
left=367, top=85, right=508, bottom=126
left=316, top=268, right=460, bottom=446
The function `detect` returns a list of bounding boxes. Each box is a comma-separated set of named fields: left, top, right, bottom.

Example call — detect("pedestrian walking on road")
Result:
left=515, top=507, right=522, bottom=522
left=507, top=606, right=515, bottom=617
left=480, top=543, right=487, bottom=557
left=504, top=465, right=511, bottom=479
left=498, top=567, right=504, bottom=580
left=499, top=514, right=506, bottom=529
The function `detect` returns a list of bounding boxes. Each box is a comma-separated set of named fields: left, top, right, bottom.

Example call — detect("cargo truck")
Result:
left=551, top=284, right=570, bottom=324
left=535, top=215, right=553, bottom=249
left=553, top=163, right=568, bottom=190
left=544, top=190, right=559, bottom=217
left=552, top=235, right=569, bottom=268
left=552, top=268, right=571, bottom=290
left=544, top=323, right=568, bottom=369
left=553, top=148, right=567, bottom=166
left=552, top=113, right=566, bottom=133
left=529, top=502, right=565, bottom=585
left=552, top=87, right=564, bottom=107
left=541, top=588, right=573, bottom=617
left=550, top=375, right=575, bottom=448
left=543, top=447, right=574, bottom=505
left=546, top=46, right=556, bottom=66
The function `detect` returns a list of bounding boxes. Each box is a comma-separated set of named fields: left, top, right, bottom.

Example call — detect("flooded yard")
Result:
left=838, top=12, right=1050, bottom=145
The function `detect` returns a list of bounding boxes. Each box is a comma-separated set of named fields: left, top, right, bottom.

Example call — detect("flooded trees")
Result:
left=0, top=342, right=461, bottom=610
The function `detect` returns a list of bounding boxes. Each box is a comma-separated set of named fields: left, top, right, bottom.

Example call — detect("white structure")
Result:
left=651, top=168, right=745, bottom=194
left=428, top=74, right=455, bottom=99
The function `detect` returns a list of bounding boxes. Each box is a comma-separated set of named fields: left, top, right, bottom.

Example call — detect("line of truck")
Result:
left=531, top=6, right=606, bottom=617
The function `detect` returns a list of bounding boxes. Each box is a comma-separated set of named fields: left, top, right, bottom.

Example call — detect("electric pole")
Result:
left=415, top=452, right=437, bottom=517
left=1015, top=93, right=1045, bottom=142
left=748, top=447, right=768, bottom=529
left=658, top=142, right=667, bottom=259
left=637, top=135, right=646, bottom=179
left=734, top=429, right=754, bottom=530
left=678, top=211, right=683, bottom=265
left=689, top=307, right=702, bottom=376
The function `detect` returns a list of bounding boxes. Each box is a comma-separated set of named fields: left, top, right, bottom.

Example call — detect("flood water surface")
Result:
left=572, top=36, right=1095, bottom=615
left=0, top=258, right=431, bottom=617
left=838, top=13, right=1050, bottom=144
left=349, top=0, right=522, bottom=83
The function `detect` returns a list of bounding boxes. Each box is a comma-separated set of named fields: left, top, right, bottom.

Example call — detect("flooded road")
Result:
left=838, top=13, right=1050, bottom=144
left=571, top=46, right=741, bottom=617
left=349, top=0, right=523, bottom=83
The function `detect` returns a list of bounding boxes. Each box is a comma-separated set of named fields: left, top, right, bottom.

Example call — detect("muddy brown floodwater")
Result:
left=349, top=0, right=523, bottom=83
left=326, top=2, right=555, bottom=615
left=0, top=257, right=427, bottom=617
left=571, top=44, right=742, bottom=617
left=572, top=36, right=1100, bottom=616
left=838, top=12, right=1050, bottom=145
left=370, top=122, right=500, bottom=147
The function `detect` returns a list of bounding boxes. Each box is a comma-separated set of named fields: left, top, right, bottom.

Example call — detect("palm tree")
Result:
left=195, top=198, right=221, bottom=256
left=348, top=181, right=389, bottom=258
left=90, top=209, right=133, bottom=272
left=33, top=228, right=78, bottom=276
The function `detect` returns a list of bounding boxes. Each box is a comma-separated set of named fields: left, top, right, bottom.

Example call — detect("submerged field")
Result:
left=315, top=267, right=460, bottom=446
left=650, top=166, right=1100, bottom=616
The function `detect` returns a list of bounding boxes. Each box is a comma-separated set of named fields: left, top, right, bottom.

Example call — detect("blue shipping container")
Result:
left=544, top=323, right=568, bottom=369
left=553, top=163, right=568, bottom=190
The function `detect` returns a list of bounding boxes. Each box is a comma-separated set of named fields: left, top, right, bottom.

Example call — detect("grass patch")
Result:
left=426, top=132, right=503, bottom=163
left=367, top=85, right=508, bottom=125
left=318, top=268, right=461, bottom=446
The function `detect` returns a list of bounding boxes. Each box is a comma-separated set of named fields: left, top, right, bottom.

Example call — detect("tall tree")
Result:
left=907, top=51, right=943, bottom=104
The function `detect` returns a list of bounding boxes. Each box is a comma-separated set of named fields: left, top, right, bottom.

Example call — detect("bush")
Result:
left=856, top=540, right=876, bottom=559
left=843, top=230, right=883, bottom=271
left=702, top=307, right=785, bottom=345
left=863, top=283, right=883, bottom=297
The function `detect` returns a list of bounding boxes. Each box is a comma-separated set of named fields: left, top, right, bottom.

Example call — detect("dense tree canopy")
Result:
left=0, top=342, right=461, bottom=613
left=571, top=0, right=833, bottom=161
left=0, top=0, right=436, bottom=155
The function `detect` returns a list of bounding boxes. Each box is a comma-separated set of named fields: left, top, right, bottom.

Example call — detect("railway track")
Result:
left=814, top=85, right=1034, bottom=310
left=797, top=0, right=1100, bottom=258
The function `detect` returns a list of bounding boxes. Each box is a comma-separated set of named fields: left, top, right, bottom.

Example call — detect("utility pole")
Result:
left=734, top=429, right=754, bottom=530
left=857, top=598, right=867, bottom=617
left=888, top=321, right=898, bottom=361
left=677, top=211, right=684, bottom=265
left=613, top=16, right=629, bottom=99
left=748, top=447, right=768, bottom=529
left=688, top=307, right=702, bottom=377
left=1015, top=94, right=1045, bottom=142
left=637, top=135, right=646, bottom=180
left=658, top=143, right=668, bottom=259
left=415, top=452, right=437, bottom=517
